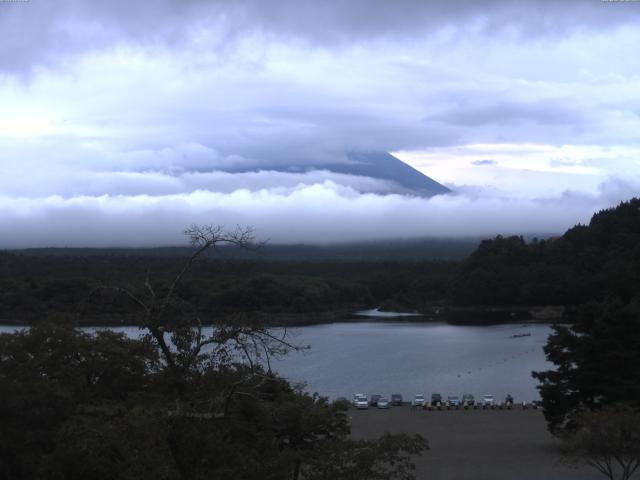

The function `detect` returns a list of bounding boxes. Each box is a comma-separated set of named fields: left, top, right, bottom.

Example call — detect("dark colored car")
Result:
left=370, top=394, right=382, bottom=407
left=391, top=393, right=403, bottom=406
left=462, top=393, right=475, bottom=406
left=431, top=393, right=442, bottom=405
left=446, top=395, right=461, bottom=408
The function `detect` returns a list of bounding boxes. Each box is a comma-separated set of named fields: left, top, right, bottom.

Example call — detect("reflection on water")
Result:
left=0, top=321, right=554, bottom=403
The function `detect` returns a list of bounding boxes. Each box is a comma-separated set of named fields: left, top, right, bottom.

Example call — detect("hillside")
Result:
left=451, top=198, right=640, bottom=309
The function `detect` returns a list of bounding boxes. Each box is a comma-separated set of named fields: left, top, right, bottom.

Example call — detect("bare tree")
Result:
left=92, top=224, right=302, bottom=376
left=561, top=405, right=640, bottom=480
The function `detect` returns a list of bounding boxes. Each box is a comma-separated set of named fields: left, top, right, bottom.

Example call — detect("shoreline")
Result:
left=0, top=305, right=566, bottom=328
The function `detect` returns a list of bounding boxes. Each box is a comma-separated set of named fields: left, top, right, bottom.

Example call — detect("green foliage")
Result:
left=452, top=198, right=640, bottom=306
left=48, top=406, right=179, bottom=480
left=0, top=255, right=453, bottom=324
left=532, top=301, right=640, bottom=433
left=0, top=322, right=426, bottom=480
left=560, top=405, right=640, bottom=480
left=0, top=324, right=158, bottom=479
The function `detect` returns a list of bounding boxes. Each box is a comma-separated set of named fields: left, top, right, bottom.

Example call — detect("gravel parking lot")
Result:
left=349, top=407, right=602, bottom=480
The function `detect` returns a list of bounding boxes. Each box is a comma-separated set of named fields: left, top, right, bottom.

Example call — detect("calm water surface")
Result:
left=271, top=321, right=554, bottom=403
left=1, top=321, right=554, bottom=403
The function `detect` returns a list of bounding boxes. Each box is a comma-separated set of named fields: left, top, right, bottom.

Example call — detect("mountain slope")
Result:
left=230, top=151, right=450, bottom=197
left=327, top=151, right=450, bottom=196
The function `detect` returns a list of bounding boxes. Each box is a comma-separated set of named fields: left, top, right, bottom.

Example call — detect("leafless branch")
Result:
left=238, top=341, right=255, bottom=372
left=262, top=343, right=272, bottom=373
left=144, top=270, right=157, bottom=299
left=164, top=224, right=255, bottom=307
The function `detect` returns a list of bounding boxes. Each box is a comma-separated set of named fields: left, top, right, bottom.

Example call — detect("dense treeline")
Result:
left=0, top=254, right=453, bottom=324
left=528, top=201, right=640, bottom=443
left=533, top=299, right=640, bottom=433
left=452, top=198, right=640, bottom=310
left=13, top=237, right=480, bottom=262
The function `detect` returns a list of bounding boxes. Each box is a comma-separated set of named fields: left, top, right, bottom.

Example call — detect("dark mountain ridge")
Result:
left=230, top=151, right=450, bottom=197
left=326, top=151, right=450, bottom=196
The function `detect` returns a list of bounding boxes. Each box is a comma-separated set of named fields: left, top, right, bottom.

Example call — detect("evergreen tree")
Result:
left=533, top=300, right=640, bottom=433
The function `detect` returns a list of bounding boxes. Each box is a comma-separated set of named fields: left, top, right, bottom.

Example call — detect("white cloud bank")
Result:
left=1, top=178, right=637, bottom=248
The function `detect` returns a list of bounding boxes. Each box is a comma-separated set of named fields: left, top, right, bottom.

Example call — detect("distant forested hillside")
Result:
left=1, top=199, right=638, bottom=325
left=12, top=237, right=481, bottom=262
left=0, top=254, right=453, bottom=325
left=0, top=239, right=478, bottom=325
left=451, top=198, right=640, bottom=309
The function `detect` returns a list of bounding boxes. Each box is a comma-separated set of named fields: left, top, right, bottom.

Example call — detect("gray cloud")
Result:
left=1, top=0, right=638, bottom=159
left=2, top=0, right=639, bottom=73
left=426, top=99, right=590, bottom=127
left=471, top=160, right=497, bottom=166
left=0, top=0, right=639, bottom=249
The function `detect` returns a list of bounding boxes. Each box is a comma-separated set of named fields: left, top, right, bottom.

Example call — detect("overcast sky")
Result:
left=1, top=0, right=639, bottom=247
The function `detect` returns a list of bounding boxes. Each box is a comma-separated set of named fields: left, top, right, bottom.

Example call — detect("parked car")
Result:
left=412, top=394, right=426, bottom=407
left=431, top=393, right=443, bottom=406
left=461, top=393, right=475, bottom=407
left=370, top=394, right=382, bottom=407
left=377, top=398, right=390, bottom=409
left=391, top=393, right=403, bottom=406
left=481, top=394, right=495, bottom=408
left=353, top=394, right=369, bottom=409
left=447, top=395, right=461, bottom=408
left=353, top=393, right=367, bottom=407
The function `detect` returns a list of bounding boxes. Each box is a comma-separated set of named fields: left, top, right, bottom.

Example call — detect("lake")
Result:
left=271, top=321, right=553, bottom=402
left=1, top=320, right=554, bottom=403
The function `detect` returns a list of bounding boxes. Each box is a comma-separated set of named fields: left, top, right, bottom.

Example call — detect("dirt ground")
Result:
left=349, top=406, right=603, bottom=480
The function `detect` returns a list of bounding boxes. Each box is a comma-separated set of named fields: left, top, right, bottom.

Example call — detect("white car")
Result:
left=482, top=394, right=495, bottom=407
left=412, top=394, right=426, bottom=407
left=353, top=394, right=369, bottom=409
